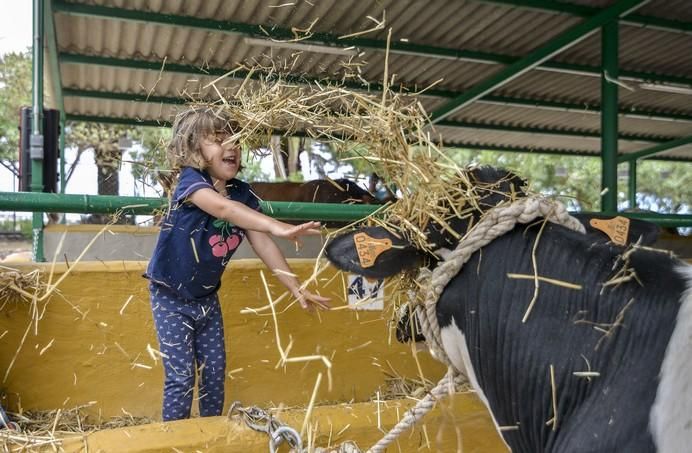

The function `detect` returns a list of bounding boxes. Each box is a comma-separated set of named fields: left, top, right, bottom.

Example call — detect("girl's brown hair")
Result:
left=167, top=104, right=239, bottom=171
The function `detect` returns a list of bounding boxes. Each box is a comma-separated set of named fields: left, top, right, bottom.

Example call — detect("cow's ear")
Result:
left=325, top=227, right=422, bottom=279
left=571, top=213, right=661, bottom=246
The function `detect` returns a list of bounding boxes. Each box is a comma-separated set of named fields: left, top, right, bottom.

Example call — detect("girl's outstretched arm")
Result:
left=246, top=230, right=330, bottom=311
left=189, top=187, right=321, bottom=239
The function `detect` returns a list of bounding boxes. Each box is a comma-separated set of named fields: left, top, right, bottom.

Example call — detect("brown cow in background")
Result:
left=250, top=177, right=393, bottom=227
left=250, top=178, right=378, bottom=204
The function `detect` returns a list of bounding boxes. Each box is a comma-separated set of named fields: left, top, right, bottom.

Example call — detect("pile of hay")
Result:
left=191, top=64, right=517, bottom=255
left=0, top=404, right=152, bottom=451
left=0, top=267, right=45, bottom=306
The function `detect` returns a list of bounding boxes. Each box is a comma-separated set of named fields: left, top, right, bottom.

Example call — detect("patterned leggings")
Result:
left=149, top=283, right=226, bottom=421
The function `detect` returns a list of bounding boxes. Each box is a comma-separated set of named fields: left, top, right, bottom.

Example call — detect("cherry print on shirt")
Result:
left=209, top=234, right=228, bottom=257
left=225, top=234, right=241, bottom=252
left=208, top=233, right=242, bottom=257
left=212, top=218, right=234, bottom=237
left=210, top=219, right=243, bottom=257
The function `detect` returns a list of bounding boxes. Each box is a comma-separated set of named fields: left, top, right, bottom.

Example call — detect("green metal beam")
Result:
left=60, top=53, right=692, bottom=124
left=52, top=1, right=511, bottom=65
left=62, top=89, right=675, bottom=144
left=446, top=143, right=598, bottom=158
left=618, top=135, right=692, bottom=163
left=3, top=191, right=691, bottom=227
left=435, top=119, right=670, bottom=144
left=430, top=0, right=649, bottom=123
left=477, top=1, right=692, bottom=34
left=63, top=88, right=187, bottom=105
left=627, top=160, right=637, bottom=209
left=66, top=114, right=171, bottom=128
left=0, top=192, right=379, bottom=221
left=479, top=95, right=692, bottom=123
left=51, top=0, right=692, bottom=87
left=446, top=143, right=692, bottom=163
left=62, top=113, right=692, bottom=163
left=58, top=52, right=387, bottom=94
left=601, top=21, right=619, bottom=213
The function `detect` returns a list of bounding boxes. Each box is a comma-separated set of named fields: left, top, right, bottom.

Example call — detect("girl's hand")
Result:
left=293, top=287, right=331, bottom=311
left=271, top=221, right=322, bottom=246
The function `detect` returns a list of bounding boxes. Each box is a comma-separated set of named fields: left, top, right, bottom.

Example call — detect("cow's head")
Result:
left=326, top=166, right=526, bottom=278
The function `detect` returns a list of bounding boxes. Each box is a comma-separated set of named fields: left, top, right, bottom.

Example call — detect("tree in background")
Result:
left=128, top=126, right=271, bottom=195
left=127, top=126, right=171, bottom=196
left=2, top=47, right=687, bottom=227
left=64, top=122, right=135, bottom=196
left=0, top=50, right=31, bottom=177
left=637, top=159, right=690, bottom=214
left=64, top=122, right=137, bottom=223
left=448, top=149, right=691, bottom=219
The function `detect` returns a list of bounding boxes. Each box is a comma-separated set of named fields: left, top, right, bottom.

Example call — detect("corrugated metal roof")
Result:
left=45, top=0, right=692, bottom=161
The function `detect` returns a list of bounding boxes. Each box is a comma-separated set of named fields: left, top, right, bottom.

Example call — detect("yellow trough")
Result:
left=0, top=259, right=506, bottom=452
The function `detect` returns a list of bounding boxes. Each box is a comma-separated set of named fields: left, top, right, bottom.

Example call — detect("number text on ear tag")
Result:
left=353, top=232, right=393, bottom=268
left=589, top=216, right=630, bottom=246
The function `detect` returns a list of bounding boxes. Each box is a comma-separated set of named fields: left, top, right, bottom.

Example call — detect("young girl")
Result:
left=145, top=105, right=330, bottom=421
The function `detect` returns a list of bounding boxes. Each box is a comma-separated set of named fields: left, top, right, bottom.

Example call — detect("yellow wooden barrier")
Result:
left=0, top=259, right=506, bottom=452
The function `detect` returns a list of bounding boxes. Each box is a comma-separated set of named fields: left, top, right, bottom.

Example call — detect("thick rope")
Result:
left=416, top=196, right=585, bottom=371
left=368, top=368, right=462, bottom=453
left=368, top=196, right=585, bottom=452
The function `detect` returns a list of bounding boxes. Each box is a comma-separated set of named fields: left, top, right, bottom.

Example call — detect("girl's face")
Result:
left=199, top=133, right=241, bottom=182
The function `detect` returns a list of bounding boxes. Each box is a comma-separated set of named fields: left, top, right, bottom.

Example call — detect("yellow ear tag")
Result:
left=353, top=232, right=393, bottom=268
left=589, top=216, right=630, bottom=246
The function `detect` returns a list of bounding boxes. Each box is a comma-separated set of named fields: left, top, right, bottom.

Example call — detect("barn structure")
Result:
left=0, top=0, right=691, bottom=451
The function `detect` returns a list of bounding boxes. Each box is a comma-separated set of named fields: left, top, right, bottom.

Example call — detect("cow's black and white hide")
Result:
left=325, top=166, right=692, bottom=453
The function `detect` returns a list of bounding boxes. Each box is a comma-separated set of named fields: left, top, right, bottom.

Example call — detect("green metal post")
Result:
left=59, top=112, right=67, bottom=224
left=601, top=20, right=619, bottom=213
left=628, top=160, right=637, bottom=209
left=31, top=0, right=46, bottom=261
left=59, top=113, right=65, bottom=193
left=46, top=0, right=67, bottom=196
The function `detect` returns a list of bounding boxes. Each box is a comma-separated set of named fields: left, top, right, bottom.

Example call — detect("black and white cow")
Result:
left=326, top=167, right=692, bottom=453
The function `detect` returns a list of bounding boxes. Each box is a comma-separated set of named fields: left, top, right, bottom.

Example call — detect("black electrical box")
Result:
left=18, top=107, right=61, bottom=193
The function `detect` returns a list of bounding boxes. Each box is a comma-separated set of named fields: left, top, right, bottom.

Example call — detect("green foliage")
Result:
left=0, top=218, right=31, bottom=238
left=63, top=122, right=137, bottom=196
left=447, top=149, right=692, bottom=214
left=636, top=160, right=691, bottom=213
left=0, top=48, right=687, bottom=218
left=128, top=126, right=171, bottom=194
left=0, top=50, right=32, bottom=175
left=240, top=150, right=272, bottom=182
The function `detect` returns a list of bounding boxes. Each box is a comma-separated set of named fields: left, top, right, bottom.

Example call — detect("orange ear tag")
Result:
left=353, top=232, right=393, bottom=268
left=589, top=216, right=630, bottom=246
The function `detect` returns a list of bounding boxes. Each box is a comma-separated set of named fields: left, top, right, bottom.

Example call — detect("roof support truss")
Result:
left=51, top=0, right=692, bottom=87
left=63, top=112, right=691, bottom=163
left=430, top=0, right=649, bottom=123
left=59, top=52, right=692, bottom=124
left=61, top=87, right=678, bottom=144
left=476, top=0, right=692, bottom=34
left=617, top=135, right=692, bottom=162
